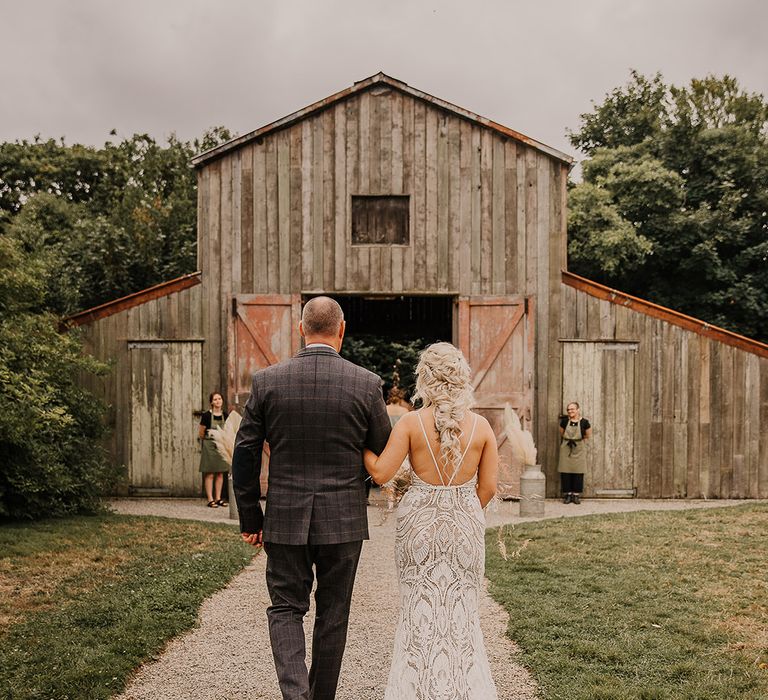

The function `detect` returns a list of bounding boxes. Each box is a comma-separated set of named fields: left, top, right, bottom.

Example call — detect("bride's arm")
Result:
left=476, top=420, right=499, bottom=508
left=363, top=418, right=410, bottom=485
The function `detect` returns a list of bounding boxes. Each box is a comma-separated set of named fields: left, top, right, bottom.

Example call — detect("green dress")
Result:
left=199, top=413, right=230, bottom=473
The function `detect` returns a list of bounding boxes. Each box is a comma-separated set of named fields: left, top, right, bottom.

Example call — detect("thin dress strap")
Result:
left=448, top=413, right=479, bottom=486
left=417, top=409, right=445, bottom=485
left=417, top=410, right=480, bottom=486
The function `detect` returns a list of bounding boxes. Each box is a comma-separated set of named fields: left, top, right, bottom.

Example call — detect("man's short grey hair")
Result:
left=301, top=296, right=344, bottom=336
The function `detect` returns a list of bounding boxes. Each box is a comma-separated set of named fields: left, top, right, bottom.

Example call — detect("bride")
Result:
left=364, top=342, right=499, bottom=700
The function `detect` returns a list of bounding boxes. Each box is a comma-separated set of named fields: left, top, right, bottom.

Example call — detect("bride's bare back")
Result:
left=365, top=406, right=498, bottom=508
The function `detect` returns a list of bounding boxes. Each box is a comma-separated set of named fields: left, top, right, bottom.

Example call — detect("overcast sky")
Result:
left=2, top=0, right=766, bottom=165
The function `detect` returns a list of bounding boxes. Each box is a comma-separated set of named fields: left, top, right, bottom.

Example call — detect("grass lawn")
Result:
left=0, top=513, right=256, bottom=700
left=486, top=504, right=768, bottom=700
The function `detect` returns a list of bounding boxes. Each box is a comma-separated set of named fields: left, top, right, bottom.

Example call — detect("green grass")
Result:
left=0, top=514, right=256, bottom=700
left=486, top=504, right=768, bottom=700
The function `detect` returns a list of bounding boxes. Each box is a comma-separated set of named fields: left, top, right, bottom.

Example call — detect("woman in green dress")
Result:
left=558, top=401, right=592, bottom=504
left=198, top=391, right=229, bottom=508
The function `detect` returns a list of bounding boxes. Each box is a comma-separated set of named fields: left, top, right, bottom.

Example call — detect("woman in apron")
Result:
left=558, top=401, right=592, bottom=504
left=198, top=391, right=230, bottom=507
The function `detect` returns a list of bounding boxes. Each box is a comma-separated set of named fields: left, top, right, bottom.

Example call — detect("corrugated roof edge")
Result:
left=190, top=72, right=574, bottom=168
left=562, top=270, right=768, bottom=359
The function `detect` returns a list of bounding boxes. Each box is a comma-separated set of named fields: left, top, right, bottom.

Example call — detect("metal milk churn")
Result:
left=519, top=464, right=546, bottom=517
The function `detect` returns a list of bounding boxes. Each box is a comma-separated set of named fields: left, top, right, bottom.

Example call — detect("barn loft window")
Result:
left=351, top=195, right=410, bottom=245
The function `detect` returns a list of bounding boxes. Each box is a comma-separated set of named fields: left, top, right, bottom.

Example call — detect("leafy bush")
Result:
left=0, top=236, right=119, bottom=519
left=0, top=127, right=236, bottom=518
left=341, top=335, right=428, bottom=400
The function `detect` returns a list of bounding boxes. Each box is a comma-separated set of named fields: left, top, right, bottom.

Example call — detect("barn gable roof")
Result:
left=563, top=270, right=768, bottom=359
left=190, top=72, right=574, bottom=168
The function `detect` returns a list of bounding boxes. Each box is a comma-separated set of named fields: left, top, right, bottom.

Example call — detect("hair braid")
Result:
left=412, top=342, right=474, bottom=478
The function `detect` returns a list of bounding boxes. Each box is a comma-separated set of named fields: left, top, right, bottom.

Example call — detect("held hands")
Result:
left=241, top=531, right=263, bottom=548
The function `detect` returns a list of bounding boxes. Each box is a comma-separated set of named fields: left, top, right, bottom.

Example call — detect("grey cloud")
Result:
left=1, top=0, right=766, bottom=164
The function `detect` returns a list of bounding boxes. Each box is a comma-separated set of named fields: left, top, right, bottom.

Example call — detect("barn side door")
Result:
left=561, top=341, right=637, bottom=496
left=455, top=296, right=534, bottom=497
left=129, top=340, right=203, bottom=496
left=229, top=294, right=302, bottom=407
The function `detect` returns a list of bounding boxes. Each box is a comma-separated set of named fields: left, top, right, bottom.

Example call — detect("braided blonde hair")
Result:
left=412, top=342, right=474, bottom=476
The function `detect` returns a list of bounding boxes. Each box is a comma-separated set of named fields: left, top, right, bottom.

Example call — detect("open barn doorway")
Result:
left=319, top=293, right=453, bottom=504
left=302, top=293, right=534, bottom=499
left=305, top=294, right=454, bottom=402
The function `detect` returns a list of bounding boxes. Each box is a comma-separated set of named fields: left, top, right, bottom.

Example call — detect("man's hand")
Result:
left=241, top=531, right=263, bottom=548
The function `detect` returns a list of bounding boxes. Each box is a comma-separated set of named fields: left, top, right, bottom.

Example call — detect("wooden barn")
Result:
left=68, top=73, right=768, bottom=499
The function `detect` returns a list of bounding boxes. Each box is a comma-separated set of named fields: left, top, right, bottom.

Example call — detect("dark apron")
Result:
left=558, top=420, right=588, bottom=475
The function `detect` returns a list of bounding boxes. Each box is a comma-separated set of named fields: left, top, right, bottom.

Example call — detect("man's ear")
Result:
left=299, top=321, right=306, bottom=338
left=338, top=320, right=346, bottom=341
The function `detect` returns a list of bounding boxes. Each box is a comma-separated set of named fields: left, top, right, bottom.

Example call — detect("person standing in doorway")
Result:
left=385, top=386, right=411, bottom=424
left=558, top=401, right=592, bottom=504
left=232, top=296, right=391, bottom=700
left=199, top=391, right=229, bottom=508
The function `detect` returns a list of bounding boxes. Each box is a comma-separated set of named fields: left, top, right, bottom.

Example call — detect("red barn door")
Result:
left=455, top=296, right=535, bottom=497
left=230, top=294, right=301, bottom=405
left=229, top=294, right=301, bottom=495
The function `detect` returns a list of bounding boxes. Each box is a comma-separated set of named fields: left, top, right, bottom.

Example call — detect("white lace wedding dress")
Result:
left=384, top=413, right=498, bottom=700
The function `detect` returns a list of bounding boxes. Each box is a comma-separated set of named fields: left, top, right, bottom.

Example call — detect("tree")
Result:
left=0, top=137, right=104, bottom=216
left=0, top=127, right=233, bottom=314
left=568, top=73, right=768, bottom=341
left=0, top=127, right=235, bottom=518
left=568, top=71, right=669, bottom=155
left=566, top=181, right=652, bottom=279
left=0, top=236, right=119, bottom=519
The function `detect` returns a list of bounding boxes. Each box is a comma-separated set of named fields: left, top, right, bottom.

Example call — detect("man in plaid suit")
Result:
left=232, top=296, right=391, bottom=700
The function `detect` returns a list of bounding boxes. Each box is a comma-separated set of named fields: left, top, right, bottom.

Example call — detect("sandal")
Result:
left=216, top=499, right=228, bottom=507
left=207, top=500, right=219, bottom=508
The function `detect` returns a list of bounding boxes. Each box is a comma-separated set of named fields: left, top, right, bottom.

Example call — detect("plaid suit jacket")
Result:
left=232, top=346, right=391, bottom=545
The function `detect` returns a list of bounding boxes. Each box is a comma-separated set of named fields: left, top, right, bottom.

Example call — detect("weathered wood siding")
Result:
left=561, top=340, right=638, bottom=497
left=129, top=341, right=202, bottom=494
left=197, top=86, right=569, bottom=473
left=77, top=283, right=205, bottom=494
left=559, top=281, right=768, bottom=499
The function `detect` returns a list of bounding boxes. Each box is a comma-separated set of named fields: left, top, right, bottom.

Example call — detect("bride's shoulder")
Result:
left=467, top=411, right=494, bottom=436
left=396, top=410, right=420, bottom=426
left=390, top=410, right=418, bottom=432
left=467, top=409, right=487, bottom=422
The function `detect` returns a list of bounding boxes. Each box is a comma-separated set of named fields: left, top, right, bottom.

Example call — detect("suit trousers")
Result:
left=264, top=540, right=363, bottom=700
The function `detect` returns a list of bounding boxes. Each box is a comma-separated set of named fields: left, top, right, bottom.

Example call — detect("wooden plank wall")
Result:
left=559, top=282, right=768, bottom=499
left=77, top=284, right=204, bottom=490
left=197, top=86, right=569, bottom=471
left=199, top=90, right=566, bottom=298
left=561, top=341, right=637, bottom=496
left=129, top=341, right=202, bottom=494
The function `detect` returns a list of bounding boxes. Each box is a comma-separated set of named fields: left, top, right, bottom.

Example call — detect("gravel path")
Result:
left=111, top=496, right=760, bottom=700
